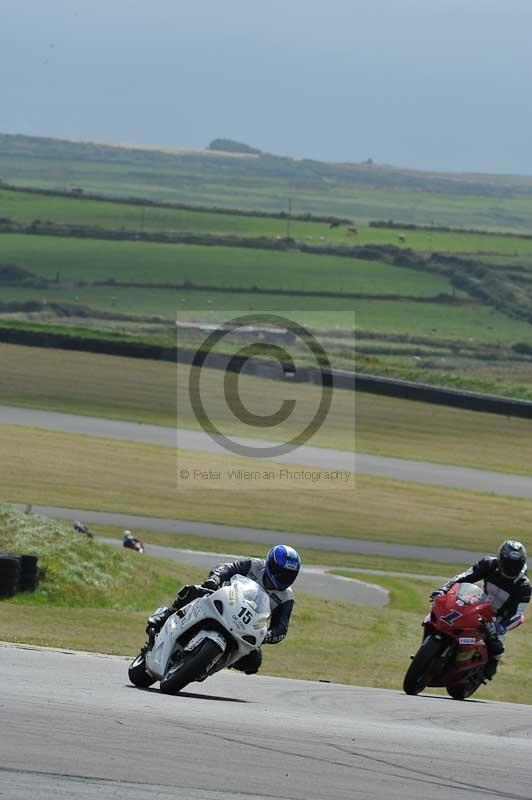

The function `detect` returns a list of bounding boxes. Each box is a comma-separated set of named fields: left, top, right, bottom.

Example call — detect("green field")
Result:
left=6, top=186, right=532, bottom=257
left=0, top=232, right=454, bottom=296
left=3, top=283, right=531, bottom=348
left=4, top=229, right=532, bottom=350
left=0, top=187, right=336, bottom=240
left=2, top=163, right=532, bottom=397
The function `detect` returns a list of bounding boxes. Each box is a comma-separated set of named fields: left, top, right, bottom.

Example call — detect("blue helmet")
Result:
left=264, top=545, right=301, bottom=591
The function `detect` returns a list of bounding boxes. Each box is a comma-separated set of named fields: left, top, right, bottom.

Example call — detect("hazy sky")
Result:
left=2, top=0, right=531, bottom=174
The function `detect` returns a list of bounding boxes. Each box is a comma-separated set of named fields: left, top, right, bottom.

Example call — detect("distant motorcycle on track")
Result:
left=123, top=530, right=144, bottom=553
left=73, top=521, right=94, bottom=540
left=128, top=575, right=271, bottom=694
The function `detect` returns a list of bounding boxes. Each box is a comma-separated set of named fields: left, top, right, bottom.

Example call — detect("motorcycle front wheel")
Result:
left=128, top=652, right=157, bottom=688
left=447, top=673, right=484, bottom=701
left=160, top=639, right=224, bottom=694
left=403, top=635, right=446, bottom=696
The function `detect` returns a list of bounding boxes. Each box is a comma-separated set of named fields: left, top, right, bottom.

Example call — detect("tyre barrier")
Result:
left=0, top=553, right=40, bottom=598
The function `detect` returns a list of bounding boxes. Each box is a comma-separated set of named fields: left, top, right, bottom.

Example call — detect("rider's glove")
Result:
left=201, top=578, right=219, bottom=592
left=263, top=630, right=284, bottom=644
left=173, top=584, right=211, bottom=609
left=430, top=590, right=445, bottom=601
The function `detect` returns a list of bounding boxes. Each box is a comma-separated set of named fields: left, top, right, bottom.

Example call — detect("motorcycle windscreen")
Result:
left=455, top=583, right=488, bottom=605
left=230, top=575, right=271, bottom=627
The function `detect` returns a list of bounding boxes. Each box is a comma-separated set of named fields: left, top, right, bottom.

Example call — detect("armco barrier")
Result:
left=2, top=326, right=532, bottom=419
left=329, top=370, right=532, bottom=419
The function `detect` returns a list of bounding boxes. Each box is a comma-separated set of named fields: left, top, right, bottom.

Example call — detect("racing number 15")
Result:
left=238, top=607, right=253, bottom=625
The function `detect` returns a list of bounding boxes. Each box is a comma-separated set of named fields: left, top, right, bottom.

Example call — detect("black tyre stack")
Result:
left=18, top=554, right=40, bottom=592
left=0, top=554, right=21, bottom=598
left=0, top=553, right=40, bottom=598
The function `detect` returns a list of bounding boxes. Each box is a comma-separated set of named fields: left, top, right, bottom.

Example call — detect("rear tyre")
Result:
left=128, top=652, right=157, bottom=688
left=160, top=639, right=224, bottom=695
left=403, top=635, right=447, bottom=696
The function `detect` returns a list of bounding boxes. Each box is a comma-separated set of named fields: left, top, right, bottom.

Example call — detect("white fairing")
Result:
left=145, top=575, right=271, bottom=681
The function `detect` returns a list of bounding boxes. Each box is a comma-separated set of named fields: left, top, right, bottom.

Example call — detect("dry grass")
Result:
left=2, top=424, right=532, bottom=552
left=1, top=344, right=532, bottom=474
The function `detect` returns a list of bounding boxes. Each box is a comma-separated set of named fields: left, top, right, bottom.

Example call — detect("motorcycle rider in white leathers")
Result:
left=147, top=545, right=301, bottom=674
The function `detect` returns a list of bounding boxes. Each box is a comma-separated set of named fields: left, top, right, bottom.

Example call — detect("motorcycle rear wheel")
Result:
left=403, top=635, right=446, bottom=696
left=160, top=639, right=224, bottom=694
left=128, top=652, right=157, bottom=688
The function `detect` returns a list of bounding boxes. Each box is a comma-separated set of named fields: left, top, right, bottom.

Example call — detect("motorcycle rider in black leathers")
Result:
left=431, top=540, right=530, bottom=680
left=147, top=545, right=301, bottom=675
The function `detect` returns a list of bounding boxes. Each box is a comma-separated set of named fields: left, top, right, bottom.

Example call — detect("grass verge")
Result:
left=0, top=504, right=203, bottom=609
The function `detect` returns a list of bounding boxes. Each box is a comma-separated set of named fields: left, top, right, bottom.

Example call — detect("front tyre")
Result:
left=128, top=652, right=157, bottom=688
left=447, top=673, right=484, bottom=701
left=403, top=635, right=446, bottom=696
left=160, top=639, right=224, bottom=695
left=447, top=685, right=469, bottom=701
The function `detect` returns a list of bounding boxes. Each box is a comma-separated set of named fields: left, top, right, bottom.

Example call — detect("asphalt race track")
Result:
left=2, top=643, right=532, bottom=800
left=3, top=406, right=532, bottom=798
left=2, top=404, right=532, bottom=497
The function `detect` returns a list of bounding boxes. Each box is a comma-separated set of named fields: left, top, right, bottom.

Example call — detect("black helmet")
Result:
left=497, top=540, right=527, bottom=579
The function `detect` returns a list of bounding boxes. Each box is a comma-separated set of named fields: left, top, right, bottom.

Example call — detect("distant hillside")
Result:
left=2, top=132, right=532, bottom=231
left=208, top=138, right=262, bottom=155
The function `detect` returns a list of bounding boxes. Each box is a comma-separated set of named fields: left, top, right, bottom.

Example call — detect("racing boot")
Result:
left=483, top=621, right=504, bottom=681
left=146, top=606, right=172, bottom=647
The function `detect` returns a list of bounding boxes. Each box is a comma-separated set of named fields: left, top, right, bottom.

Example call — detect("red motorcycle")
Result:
left=404, top=582, right=498, bottom=700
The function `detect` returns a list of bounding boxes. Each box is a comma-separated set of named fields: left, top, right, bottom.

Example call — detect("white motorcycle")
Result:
left=128, top=575, right=271, bottom=694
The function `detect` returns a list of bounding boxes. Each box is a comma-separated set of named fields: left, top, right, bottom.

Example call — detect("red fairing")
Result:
left=423, top=582, right=495, bottom=688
